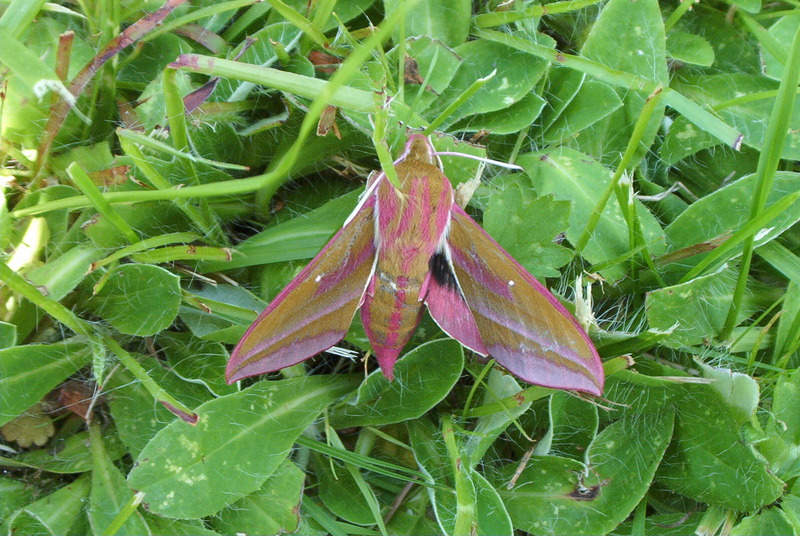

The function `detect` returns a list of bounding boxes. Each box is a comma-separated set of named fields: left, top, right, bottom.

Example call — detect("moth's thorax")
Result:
left=377, top=160, right=453, bottom=272
left=403, top=135, right=439, bottom=166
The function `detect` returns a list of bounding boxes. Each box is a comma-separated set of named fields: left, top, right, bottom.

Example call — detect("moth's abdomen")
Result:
left=361, top=270, right=424, bottom=378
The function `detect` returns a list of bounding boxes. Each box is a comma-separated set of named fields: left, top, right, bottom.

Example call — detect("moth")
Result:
left=227, top=134, right=604, bottom=396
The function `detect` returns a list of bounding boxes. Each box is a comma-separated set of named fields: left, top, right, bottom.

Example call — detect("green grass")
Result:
left=2, top=0, right=800, bottom=535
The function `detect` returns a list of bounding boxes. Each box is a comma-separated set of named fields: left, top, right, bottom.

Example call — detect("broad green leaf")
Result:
left=88, top=424, right=150, bottom=535
left=106, top=361, right=212, bottom=459
left=128, top=375, right=359, bottom=518
left=179, top=305, right=246, bottom=344
left=213, top=460, right=304, bottom=535
left=432, top=36, right=551, bottom=126
left=731, top=508, right=796, bottom=536
left=773, top=368, right=800, bottom=445
left=658, top=384, right=784, bottom=511
left=672, top=74, right=800, bottom=160
left=759, top=432, right=800, bottom=482
left=432, top=134, right=486, bottom=189
left=146, top=516, right=222, bottom=535
left=0, top=474, right=90, bottom=536
left=329, top=339, right=464, bottom=428
left=500, top=404, right=674, bottom=535
left=119, top=33, right=188, bottom=87
left=483, top=186, right=573, bottom=279
left=758, top=369, right=800, bottom=478
left=221, top=22, right=302, bottom=97
left=577, top=0, right=668, bottom=165
left=318, top=0, right=379, bottom=30
left=537, top=67, right=586, bottom=134
left=782, top=488, right=800, bottom=533
left=89, top=263, right=181, bottom=336
left=762, top=16, right=800, bottom=81
left=0, top=321, right=16, bottom=349
left=500, top=455, right=584, bottom=533
left=187, top=122, right=248, bottom=172
left=545, top=391, right=599, bottom=460
left=662, top=172, right=800, bottom=277
left=660, top=115, right=719, bottom=164
left=50, top=141, right=115, bottom=176
left=187, top=283, right=267, bottom=313
left=408, top=417, right=457, bottom=533
left=682, top=9, right=761, bottom=74
left=178, top=283, right=266, bottom=344
left=260, top=0, right=374, bottom=32
left=82, top=202, right=188, bottom=250
left=409, top=415, right=512, bottom=535
left=385, top=489, right=442, bottom=536
left=472, top=470, right=513, bottom=536
left=646, top=265, right=755, bottom=346
left=452, top=92, right=546, bottom=135
left=316, top=453, right=375, bottom=525
left=666, top=31, right=715, bottom=67
left=385, top=0, right=471, bottom=48
left=668, top=143, right=759, bottom=197
left=388, top=36, right=467, bottom=111
left=541, top=80, right=623, bottom=145
left=611, top=512, right=706, bottom=536
left=698, top=362, right=760, bottom=425
left=0, top=341, right=91, bottom=427
left=408, top=416, right=449, bottom=483
left=519, top=148, right=666, bottom=281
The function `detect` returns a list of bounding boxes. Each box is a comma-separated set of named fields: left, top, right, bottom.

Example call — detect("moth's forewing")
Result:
left=226, top=197, right=378, bottom=383
left=446, top=204, right=604, bottom=396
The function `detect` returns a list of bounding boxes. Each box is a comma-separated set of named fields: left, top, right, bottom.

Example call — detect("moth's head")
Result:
left=403, top=134, right=439, bottom=167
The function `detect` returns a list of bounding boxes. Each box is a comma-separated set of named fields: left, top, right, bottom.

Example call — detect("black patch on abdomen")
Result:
left=429, top=251, right=458, bottom=291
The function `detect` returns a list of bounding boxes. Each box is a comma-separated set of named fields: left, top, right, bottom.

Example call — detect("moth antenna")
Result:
left=433, top=151, right=523, bottom=170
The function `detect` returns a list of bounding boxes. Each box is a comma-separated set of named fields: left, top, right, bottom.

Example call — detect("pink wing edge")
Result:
left=432, top=203, right=605, bottom=396
left=226, top=188, right=381, bottom=384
